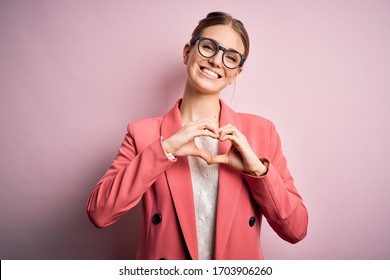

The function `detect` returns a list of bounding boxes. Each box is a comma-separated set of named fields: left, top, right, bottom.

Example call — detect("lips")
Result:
left=200, top=66, right=222, bottom=79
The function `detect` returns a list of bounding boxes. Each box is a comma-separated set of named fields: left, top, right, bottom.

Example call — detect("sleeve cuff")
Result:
left=164, top=150, right=176, bottom=161
left=160, top=136, right=176, bottom=162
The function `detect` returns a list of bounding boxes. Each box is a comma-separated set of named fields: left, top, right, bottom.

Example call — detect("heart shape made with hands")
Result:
left=191, top=128, right=267, bottom=176
left=192, top=135, right=243, bottom=168
left=191, top=134, right=228, bottom=160
left=163, top=121, right=267, bottom=176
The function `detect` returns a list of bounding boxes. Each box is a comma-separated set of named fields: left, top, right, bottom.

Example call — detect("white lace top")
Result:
left=187, top=136, right=219, bottom=260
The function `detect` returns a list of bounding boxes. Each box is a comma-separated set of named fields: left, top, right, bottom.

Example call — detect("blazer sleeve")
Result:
left=244, top=122, right=308, bottom=243
left=86, top=122, right=175, bottom=228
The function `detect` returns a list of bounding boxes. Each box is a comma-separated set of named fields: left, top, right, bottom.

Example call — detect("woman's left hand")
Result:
left=209, top=124, right=268, bottom=176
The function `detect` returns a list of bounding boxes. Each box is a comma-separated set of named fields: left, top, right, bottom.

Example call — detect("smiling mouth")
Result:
left=200, top=67, right=222, bottom=79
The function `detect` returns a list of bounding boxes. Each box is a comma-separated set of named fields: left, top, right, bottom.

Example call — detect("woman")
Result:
left=86, top=11, right=308, bottom=260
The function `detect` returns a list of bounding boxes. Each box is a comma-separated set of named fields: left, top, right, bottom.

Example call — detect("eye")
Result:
left=225, top=53, right=239, bottom=63
left=202, top=43, right=216, bottom=53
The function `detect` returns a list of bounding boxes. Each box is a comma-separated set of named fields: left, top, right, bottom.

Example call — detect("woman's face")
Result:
left=183, top=24, right=245, bottom=95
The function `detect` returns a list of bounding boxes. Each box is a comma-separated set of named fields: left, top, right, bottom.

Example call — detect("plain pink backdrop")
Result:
left=1, top=0, right=389, bottom=259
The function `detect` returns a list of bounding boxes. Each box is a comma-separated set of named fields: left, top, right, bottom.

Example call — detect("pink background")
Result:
left=1, top=0, right=389, bottom=259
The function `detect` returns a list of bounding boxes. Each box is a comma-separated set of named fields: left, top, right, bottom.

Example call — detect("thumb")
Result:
left=192, top=148, right=212, bottom=163
left=208, top=154, right=228, bottom=165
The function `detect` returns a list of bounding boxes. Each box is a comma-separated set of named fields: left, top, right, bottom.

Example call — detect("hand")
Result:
left=162, top=118, right=219, bottom=163
left=209, top=124, right=268, bottom=176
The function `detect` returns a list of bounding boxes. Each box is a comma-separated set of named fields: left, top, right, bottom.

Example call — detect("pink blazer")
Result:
left=86, top=99, right=308, bottom=260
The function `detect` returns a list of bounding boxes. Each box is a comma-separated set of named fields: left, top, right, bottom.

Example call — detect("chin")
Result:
left=187, top=68, right=228, bottom=95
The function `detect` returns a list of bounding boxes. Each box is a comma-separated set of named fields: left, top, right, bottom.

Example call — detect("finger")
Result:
left=218, top=123, right=233, bottom=134
left=218, top=125, right=239, bottom=138
left=196, top=120, right=220, bottom=136
left=219, top=127, right=246, bottom=142
left=222, top=135, right=254, bottom=158
left=219, top=127, right=240, bottom=136
left=219, top=130, right=240, bottom=142
left=185, top=119, right=219, bottom=137
left=192, top=129, right=219, bottom=139
left=220, top=135, right=244, bottom=151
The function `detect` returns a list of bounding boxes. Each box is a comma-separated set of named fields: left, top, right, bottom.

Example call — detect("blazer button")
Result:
left=152, top=213, right=162, bottom=224
left=159, top=258, right=166, bottom=260
left=249, top=216, right=256, bottom=227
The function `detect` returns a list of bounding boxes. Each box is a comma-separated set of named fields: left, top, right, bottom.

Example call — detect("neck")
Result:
left=180, top=85, right=221, bottom=124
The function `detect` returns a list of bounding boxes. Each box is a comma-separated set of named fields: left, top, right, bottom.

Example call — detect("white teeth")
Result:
left=202, top=68, right=219, bottom=78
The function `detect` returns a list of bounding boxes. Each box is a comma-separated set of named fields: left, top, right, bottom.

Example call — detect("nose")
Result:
left=208, top=49, right=224, bottom=68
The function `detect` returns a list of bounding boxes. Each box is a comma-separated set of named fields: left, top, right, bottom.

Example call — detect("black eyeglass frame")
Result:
left=190, top=36, right=246, bottom=69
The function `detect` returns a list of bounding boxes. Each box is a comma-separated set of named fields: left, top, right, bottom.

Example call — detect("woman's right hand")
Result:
left=162, top=118, right=219, bottom=163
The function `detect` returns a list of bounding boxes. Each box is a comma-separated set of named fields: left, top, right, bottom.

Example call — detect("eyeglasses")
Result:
left=190, top=36, right=246, bottom=69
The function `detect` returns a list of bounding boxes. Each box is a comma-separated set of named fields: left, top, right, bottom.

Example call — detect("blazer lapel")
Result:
left=161, top=100, right=199, bottom=260
left=214, top=99, right=244, bottom=259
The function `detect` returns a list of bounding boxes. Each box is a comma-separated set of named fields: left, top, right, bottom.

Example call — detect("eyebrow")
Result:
left=207, top=37, right=242, bottom=54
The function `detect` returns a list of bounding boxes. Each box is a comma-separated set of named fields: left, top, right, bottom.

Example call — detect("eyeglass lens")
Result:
left=198, top=38, right=241, bottom=69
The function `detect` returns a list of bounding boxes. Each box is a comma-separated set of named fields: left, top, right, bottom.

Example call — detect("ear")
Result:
left=183, top=43, right=191, bottom=65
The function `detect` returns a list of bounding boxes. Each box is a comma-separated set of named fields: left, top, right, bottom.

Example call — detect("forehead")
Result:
left=200, top=24, right=245, bottom=54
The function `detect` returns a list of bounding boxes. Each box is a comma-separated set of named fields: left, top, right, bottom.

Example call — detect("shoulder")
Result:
left=124, top=116, right=165, bottom=152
